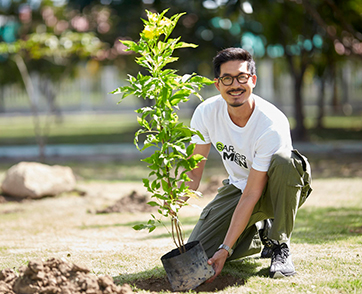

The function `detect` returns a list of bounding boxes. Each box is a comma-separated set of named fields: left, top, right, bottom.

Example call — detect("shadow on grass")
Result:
left=83, top=205, right=362, bottom=243
left=81, top=206, right=362, bottom=245
left=113, top=255, right=271, bottom=292
left=113, top=264, right=248, bottom=293
left=78, top=216, right=199, bottom=238
left=293, top=206, right=362, bottom=244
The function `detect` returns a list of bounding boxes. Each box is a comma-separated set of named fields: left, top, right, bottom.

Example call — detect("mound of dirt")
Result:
left=96, top=190, right=155, bottom=214
left=0, top=258, right=133, bottom=294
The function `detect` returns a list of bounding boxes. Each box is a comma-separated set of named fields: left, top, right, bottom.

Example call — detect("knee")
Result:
left=269, top=151, right=293, bottom=169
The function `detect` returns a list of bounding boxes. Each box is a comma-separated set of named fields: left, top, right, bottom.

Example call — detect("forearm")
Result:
left=166, top=143, right=210, bottom=207
left=185, top=143, right=210, bottom=192
left=185, top=169, right=202, bottom=191
left=222, top=194, right=258, bottom=248
left=221, top=169, right=268, bottom=251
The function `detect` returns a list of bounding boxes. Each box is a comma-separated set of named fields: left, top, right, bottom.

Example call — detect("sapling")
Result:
left=112, top=9, right=213, bottom=253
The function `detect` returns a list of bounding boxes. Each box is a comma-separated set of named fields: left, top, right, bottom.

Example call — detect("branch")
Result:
left=299, top=0, right=362, bottom=59
left=324, top=0, right=361, bottom=41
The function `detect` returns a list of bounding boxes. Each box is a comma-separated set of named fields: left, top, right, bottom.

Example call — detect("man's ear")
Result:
left=251, top=75, right=257, bottom=88
left=214, top=78, right=220, bottom=91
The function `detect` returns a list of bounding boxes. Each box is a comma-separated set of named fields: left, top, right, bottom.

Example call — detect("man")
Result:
left=185, top=48, right=312, bottom=280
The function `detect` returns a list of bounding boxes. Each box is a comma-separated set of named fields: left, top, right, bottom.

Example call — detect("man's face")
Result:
left=214, top=60, right=257, bottom=108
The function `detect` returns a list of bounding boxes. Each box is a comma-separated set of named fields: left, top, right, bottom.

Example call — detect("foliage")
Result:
left=0, top=31, right=103, bottom=60
left=111, top=9, right=213, bottom=251
left=0, top=0, right=109, bottom=161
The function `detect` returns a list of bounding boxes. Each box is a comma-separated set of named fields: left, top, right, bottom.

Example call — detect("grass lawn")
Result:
left=0, top=113, right=140, bottom=145
left=0, top=113, right=361, bottom=146
left=0, top=159, right=361, bottom=293
left=0, top=113, right=361, bottom=293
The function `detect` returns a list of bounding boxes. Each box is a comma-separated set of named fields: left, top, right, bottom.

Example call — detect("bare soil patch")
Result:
left=95, top=190, right=154, bottom=214
left=0, top=258, right=133, bottom=294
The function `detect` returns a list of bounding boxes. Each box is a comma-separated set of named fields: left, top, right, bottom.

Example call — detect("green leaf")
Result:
left=120, top=40, right=139, bottom=51
left=161, top=179, right=170, bottom=192
left=133, top=224, right=146, bottom=230
left=143, top=178, right=150, bottom=187
left=149, top=226, right=156, bottom=233
left=192, top=153, right=205, bottom=162
left=142, top=156, right=155, bottom=164
left=152, top=180, right=161, bottom=190
left=186, top=143, right=196, bottom=157
left=154, top=194, right=169, bottom=201
left=190, top=75, right=215, bottom=85
left=174, top=41, right=198, bottom=49
left=147, top=201, right=160, bottom=207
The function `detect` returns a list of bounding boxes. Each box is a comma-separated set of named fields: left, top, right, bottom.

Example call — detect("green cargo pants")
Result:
left=188, top=149, right=312, bottom=260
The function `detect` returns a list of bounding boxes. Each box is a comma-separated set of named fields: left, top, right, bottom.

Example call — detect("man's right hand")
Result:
left=205, top=249, right=228, bottom=283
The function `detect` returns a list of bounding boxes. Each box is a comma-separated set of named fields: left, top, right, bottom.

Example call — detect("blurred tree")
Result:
left=0, top=0, right=106, bottom=161
left=242, top=0, right=320, bottom=140
left=2, top=0, right=361, bottom=144
left=67, top=0, right=362, bottom=140
left=210, top=0, right=362, bottom=140
left=298, top=0, right=362, bottom=121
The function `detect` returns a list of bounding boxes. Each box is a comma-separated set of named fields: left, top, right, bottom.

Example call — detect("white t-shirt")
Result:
left=190, top=93, right=293, bottom=191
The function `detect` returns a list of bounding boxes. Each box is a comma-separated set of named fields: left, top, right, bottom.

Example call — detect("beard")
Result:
left=227, top=88, right=249, bottom=108
left=229, top=101, right=247, bottom=108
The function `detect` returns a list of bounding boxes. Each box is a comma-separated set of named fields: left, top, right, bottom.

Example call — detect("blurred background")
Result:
left=0, top=0, right=361, bottom=172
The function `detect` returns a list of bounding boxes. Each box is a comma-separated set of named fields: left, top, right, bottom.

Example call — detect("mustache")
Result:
left=227, top=88, right=246, bottom=95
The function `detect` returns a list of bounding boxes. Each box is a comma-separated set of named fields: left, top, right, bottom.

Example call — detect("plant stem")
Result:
left=172, top=217, right=185, bottom=254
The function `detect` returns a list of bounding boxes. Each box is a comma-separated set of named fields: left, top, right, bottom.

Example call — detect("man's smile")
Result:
left=227, top=88, right=246, bottom=96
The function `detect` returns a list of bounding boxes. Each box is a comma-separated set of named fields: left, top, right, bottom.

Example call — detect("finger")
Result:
left=206, top=269, right=220, bottom=283
left=207, top=258, right=214, bottom=265
left=205, top=273, right=216, bottom=283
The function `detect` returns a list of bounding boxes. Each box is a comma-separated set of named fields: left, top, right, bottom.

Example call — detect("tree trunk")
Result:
left=331, top=63, right=340, bottom=113
left=285, top=52, right=308, bottom=142
left=13, top=54, right=46, bottom=162
left=0, top=87, right=4, bottom=113
left=292, top=74, right=307, bottom=141
left=316, top=75, right=326, bottom=129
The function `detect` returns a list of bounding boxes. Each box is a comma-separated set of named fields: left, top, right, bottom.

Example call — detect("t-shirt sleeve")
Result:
left=190, top=104, right=211, bottom=144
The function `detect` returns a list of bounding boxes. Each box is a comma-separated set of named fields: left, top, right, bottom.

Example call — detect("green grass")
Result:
left=0, top=114, right=361, bottom=146
left=293, top=207, right=362, bottom=244
left=1, top=113, right=362, bottom=293
left=0, top=113, right=139, bottom=145
left=0, top=173, right=362, bottom=293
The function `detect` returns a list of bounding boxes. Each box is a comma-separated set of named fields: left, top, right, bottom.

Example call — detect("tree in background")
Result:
left=1, top=0, right=362, bottom=144
left=0, top=0, right=106, bottom=161
left=201, top=0, right=362, bottom=140
left=298, top=0, right=362, bottom=125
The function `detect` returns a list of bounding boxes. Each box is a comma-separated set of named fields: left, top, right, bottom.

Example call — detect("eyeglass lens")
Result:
left=220, top=73, right=250, bottom=86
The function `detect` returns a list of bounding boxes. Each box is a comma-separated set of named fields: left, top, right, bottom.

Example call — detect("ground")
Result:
left=0, top=154, right=362, bottom=293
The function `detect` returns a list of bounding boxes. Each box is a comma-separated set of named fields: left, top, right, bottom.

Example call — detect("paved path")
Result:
left=1, top=141, right=361, bottom=162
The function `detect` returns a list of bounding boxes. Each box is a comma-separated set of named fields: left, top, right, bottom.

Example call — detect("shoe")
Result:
left=260, top=241, right=273, bottom=259
left=269, top=243, right=296, bottom=278
left=259, top=219, right=273, bottom=258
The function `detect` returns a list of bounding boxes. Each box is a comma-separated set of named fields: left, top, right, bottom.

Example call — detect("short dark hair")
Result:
left=213, top=48, right=256, bottom=78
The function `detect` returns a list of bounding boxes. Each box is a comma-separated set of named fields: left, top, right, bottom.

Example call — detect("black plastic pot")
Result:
left=161, top=240, right=215, bottom=291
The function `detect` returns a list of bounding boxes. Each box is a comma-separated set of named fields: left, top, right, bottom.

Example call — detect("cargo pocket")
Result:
left=189, top=207, right=213, bottom=240
left=291, top=149, right=313, bottom=207
left=199, top=207, right=212, bottom=221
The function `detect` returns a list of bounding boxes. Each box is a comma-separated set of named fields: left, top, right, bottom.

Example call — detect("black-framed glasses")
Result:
left=218, top=73, right=252, bottom=86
